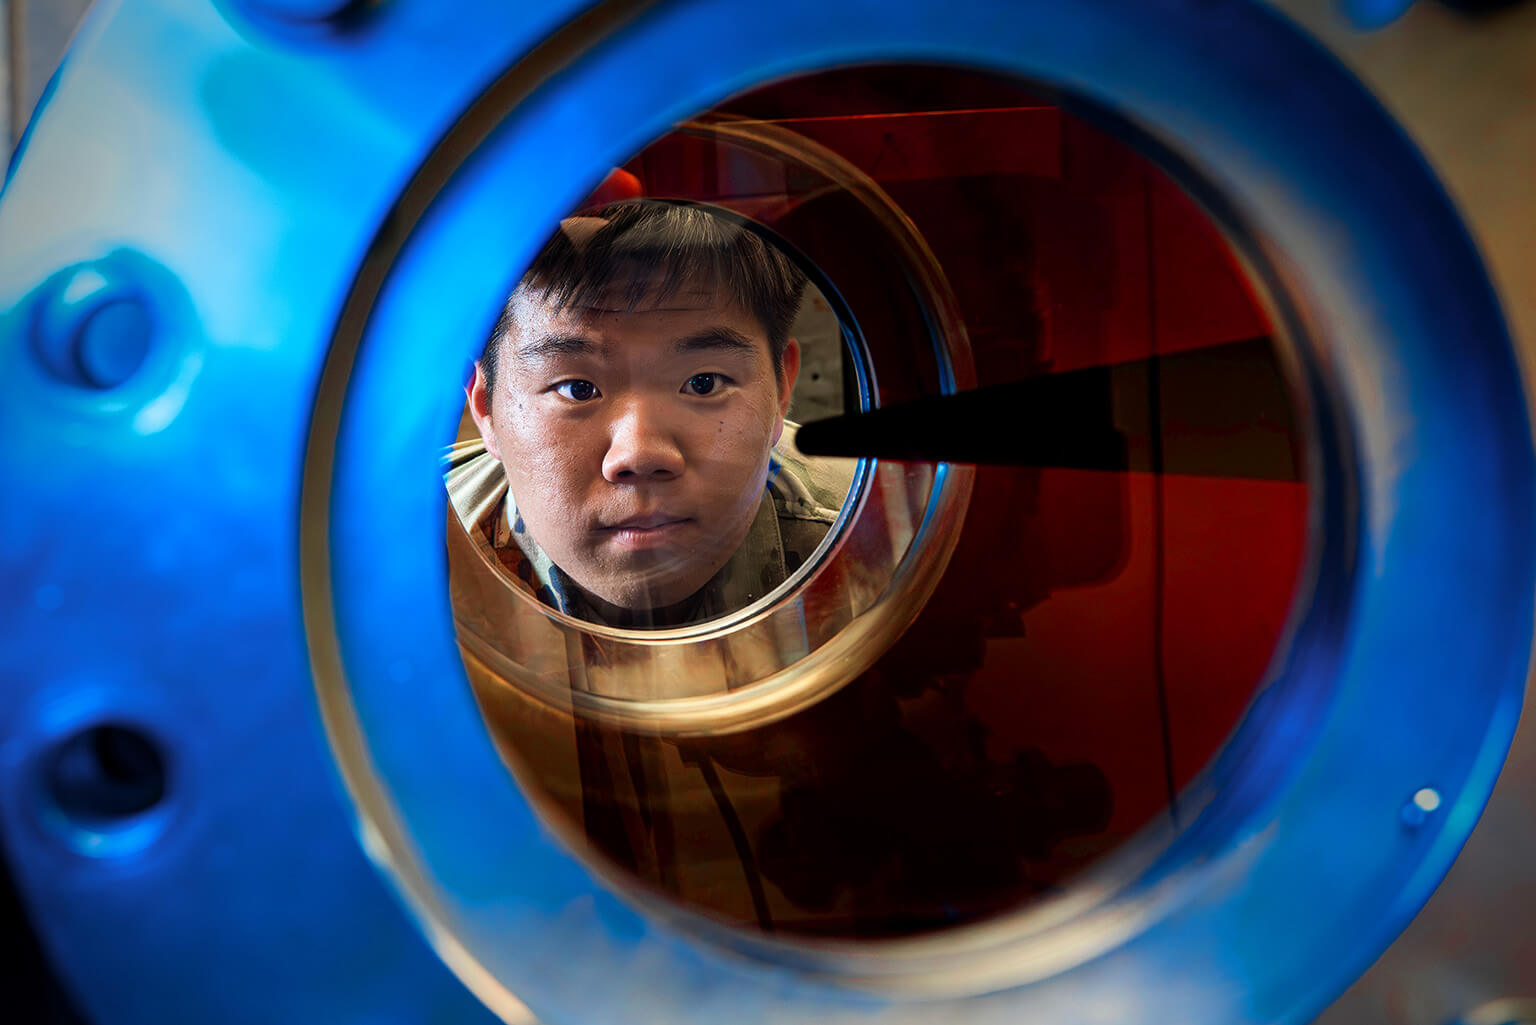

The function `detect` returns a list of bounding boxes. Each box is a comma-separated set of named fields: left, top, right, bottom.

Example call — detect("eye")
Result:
left=554, top=379, right=600, bottom=402
left=684, top=373, right=724, bottom=396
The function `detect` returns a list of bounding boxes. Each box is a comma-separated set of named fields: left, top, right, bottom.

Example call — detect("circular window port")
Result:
left=442, top=62, right=1315, bottom=945
left=302, top=0, right=1531, bottom=1020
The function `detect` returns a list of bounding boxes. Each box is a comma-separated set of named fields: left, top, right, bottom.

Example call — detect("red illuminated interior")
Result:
left=480, top=64, right=1310, bottom=937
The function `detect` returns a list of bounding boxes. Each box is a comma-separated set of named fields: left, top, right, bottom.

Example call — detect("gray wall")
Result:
left=786, top=282, right=846, bottom=424
left=5, top=0, right=95, bottom=152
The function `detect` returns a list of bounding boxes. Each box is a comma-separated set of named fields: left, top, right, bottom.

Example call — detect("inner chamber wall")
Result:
left=463, top=64, right=1309, bottom=939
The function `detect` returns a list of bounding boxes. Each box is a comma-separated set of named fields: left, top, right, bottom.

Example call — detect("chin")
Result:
left=581, top=561, right=719, bottom=611
left=584, top=551, right=715, bottom=603
left=597, top=578, right=705, bottom=611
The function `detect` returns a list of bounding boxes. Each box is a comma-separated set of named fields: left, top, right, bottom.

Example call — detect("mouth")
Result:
left=599, top=516, right=694, bottom=548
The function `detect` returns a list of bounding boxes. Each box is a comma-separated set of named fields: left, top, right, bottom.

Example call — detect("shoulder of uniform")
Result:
left=443, top=440, right=508, bottom=530
left=770, top=421, right=857, bottom=525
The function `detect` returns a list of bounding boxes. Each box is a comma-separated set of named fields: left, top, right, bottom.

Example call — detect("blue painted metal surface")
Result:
left=1, top=2, right=1532, bottom=1025
left=0, top=0, right=593, bottom=1022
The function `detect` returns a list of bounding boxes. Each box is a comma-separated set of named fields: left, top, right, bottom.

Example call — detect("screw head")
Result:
left=75, top=299, right=154, bottom=389
left=1338, top=0, right=1419, bottom=29
left=238, top=0, right=364, bottom=23
left=1399, top=786, right=1443, bottom=828
left=30, top=264, right=155, bottom=390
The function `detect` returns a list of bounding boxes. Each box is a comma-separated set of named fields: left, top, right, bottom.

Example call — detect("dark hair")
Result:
left=478, top=200, right=808, bottom=409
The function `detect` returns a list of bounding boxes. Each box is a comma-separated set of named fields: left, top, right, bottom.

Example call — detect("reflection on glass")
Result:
left=448, top=201, right=855, bottom=629
left=447, top=63, right=1312, bottom=942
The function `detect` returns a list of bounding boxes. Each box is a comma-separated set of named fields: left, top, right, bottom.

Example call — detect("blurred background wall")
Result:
left=5, top=0, right=94, bottom=153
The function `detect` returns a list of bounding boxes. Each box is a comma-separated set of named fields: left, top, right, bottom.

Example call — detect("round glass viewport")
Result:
left=445, top=62, right=1313, bottom=943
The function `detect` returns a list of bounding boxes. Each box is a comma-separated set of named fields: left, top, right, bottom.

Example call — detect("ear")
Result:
left=776, top=337, right=801, bottom=421
left=770, top=338, right=801, bottom=447
left=466, top=362, right=504, bottom=462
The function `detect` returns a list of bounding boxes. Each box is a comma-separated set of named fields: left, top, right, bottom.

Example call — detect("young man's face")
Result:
left=468, top=281, right=800, bottom=612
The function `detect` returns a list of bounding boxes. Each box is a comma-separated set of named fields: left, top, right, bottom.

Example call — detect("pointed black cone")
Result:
left=794, top=336, right=1302, bottom=482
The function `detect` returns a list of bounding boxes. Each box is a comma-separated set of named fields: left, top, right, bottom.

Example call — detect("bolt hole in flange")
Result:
left=39, top=723, right=170, bottom=856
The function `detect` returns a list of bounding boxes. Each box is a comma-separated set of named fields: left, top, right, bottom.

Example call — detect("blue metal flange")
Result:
left=306, top=1, right=1533, bottom=1023
left=2, top=2, right=1531, bottom=1025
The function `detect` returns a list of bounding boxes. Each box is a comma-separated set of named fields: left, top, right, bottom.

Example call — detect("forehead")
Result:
left=504, top=278, right=769, bottom=347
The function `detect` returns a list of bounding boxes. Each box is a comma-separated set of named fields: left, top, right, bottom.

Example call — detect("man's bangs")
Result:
left=522, top=202, right=806, bottom=344
left=531, top=238, right=740, bottom=319
left=479, top=201, right=810, bottom=409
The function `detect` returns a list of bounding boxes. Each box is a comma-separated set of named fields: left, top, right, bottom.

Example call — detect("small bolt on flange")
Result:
left=237, top=0, right=370, bottom=24
left=29, top=263, right=155, bottom=390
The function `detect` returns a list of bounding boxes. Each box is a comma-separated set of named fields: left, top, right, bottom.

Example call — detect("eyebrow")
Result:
left=674, top=327, right=757, bottom=357
left=513, top=334, right=598, bottom=365
left=512, top=326, right=758, bottom=366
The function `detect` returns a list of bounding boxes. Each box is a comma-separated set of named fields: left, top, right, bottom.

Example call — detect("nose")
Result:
left=601, top=398, right=686, bottom=483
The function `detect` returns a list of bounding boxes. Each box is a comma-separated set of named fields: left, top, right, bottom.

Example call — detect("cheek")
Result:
left=705, top=389, right=779, bottom=450
left=693, top=398, right=779, bottom=502
left=495, top=408, right=585, bottom=504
